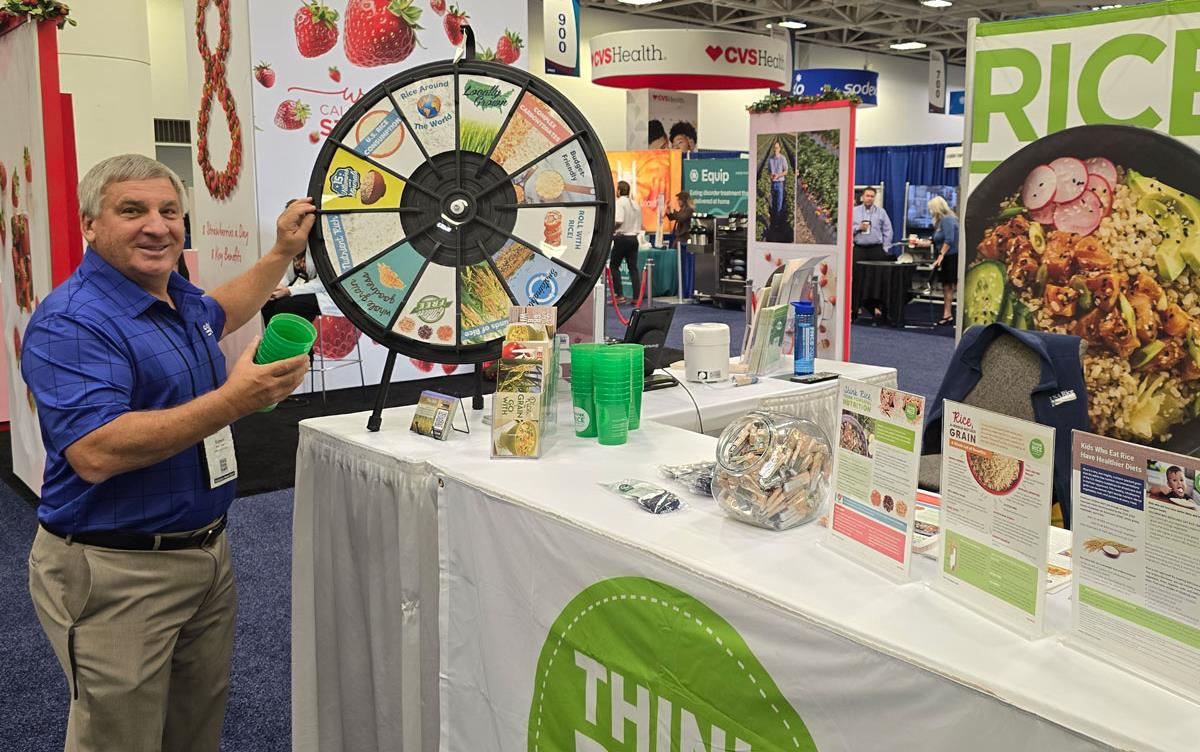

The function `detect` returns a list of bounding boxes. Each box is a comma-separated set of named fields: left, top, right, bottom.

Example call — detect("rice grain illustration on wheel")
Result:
left=966, top=125, right=1200, bottom=445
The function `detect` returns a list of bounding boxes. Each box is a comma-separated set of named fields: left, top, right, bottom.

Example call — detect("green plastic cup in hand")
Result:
left=255, top=313, right=316, bottom=411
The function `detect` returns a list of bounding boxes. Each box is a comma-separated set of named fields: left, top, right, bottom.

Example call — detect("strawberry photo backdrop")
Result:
left=245, top=0, right=528, bottom=385
left=0, top=20, right=55, bottom=493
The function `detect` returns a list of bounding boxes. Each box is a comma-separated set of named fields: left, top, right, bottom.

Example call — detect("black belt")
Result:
left=43, top=515, right=227, bottom=551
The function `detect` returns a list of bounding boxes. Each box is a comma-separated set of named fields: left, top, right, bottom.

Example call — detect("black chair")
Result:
left=919, top=331, right=1089, bottom=526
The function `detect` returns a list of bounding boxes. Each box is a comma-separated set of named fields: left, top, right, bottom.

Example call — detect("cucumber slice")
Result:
left=998, top=292, right=1015, bottom=326
left=1013, top=300, right=1034, bottom=330
left=963, top=261, right=1008, bottom=328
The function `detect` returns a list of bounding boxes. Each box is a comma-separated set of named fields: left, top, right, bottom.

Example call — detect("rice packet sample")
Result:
left=410, top=390, right=460, bottom=441
left=602, top=480, right=682, bottom=514
left=492, top=318, right=556, bottom=459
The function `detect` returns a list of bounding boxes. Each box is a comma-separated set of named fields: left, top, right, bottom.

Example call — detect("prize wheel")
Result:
left=307, top=58, right=614, bottom=364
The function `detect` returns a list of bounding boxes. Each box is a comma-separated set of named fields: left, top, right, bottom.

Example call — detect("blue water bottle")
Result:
left=792, top=300, right=816, bottom=376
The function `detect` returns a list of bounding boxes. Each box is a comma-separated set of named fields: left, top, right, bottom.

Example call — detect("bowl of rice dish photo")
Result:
left=965, top=125, right=1200, bottom=450
left=966, top=450, right=1024, bottom=495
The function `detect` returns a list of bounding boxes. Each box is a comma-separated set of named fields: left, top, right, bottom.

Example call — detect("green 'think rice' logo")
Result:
left=527, top=576, right=818, bottom=751
left=1029, top=438, right=1045, bottom=459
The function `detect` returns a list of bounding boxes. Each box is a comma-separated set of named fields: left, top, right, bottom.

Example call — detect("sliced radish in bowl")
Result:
left=1021, top=165, right=1057, bottom=210
left=1030, top=203, right=1056, bottom=225
left=1054, top=190, right=1104, bottom=236
left=1050, top=157, right=1088, bottom=203
left=1086, top=173, right=1113, bottom=216
left=1084, top=156, right=1118, bottom=186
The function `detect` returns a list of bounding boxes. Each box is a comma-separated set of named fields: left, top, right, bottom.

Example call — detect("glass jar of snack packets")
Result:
left=713, top=410, right=832, bottom=531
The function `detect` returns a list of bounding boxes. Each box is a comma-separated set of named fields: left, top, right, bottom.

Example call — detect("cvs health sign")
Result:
left=590, top=29, right=789, bottom=90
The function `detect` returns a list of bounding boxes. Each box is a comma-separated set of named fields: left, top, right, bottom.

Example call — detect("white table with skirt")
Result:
left=293, top=361, right=903, bottom=752
left=292, top=410, right=1197, bottom=752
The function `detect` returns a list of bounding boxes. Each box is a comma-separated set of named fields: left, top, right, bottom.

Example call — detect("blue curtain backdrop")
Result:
left=854, top=143, right=960, bottom=239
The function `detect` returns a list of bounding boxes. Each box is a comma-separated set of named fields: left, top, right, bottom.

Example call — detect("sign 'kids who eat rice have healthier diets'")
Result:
left=964, top=3, right=1200, bottom=449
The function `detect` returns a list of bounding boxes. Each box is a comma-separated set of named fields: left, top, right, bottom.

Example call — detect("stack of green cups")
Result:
left=609, top=343, right=645, bottom=430
left=254, top=313, right=317, bottom=412
left=570, top=343, right=602, bottom=438
left=593, top=346, right=633, bottom=445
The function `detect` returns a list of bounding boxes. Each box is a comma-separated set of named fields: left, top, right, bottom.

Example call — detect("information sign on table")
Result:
left=936, top=401, right=1054, bottom=638
left=1069, top=432, right=1200, bottom=703
left=827, top=380, right=925, bottom=581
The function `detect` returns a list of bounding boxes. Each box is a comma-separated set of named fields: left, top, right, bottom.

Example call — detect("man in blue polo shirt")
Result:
left=22, top=153, right=312, bottom=751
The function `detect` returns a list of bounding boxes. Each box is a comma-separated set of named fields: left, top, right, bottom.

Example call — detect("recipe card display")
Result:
left=1069, top=432, right=1200, bottom=703
left=936, top=402, right=1054, bottom=639
left=827, top=380, right=925, bottom=581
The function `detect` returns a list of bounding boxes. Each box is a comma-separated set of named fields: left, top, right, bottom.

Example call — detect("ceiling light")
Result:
left=890, top=41, right=928, bottom=50
left=921, top=0, right=953, bottom=7
left=616, top=0, right=663, bottom=5
left=778, top=20, right=807, bottom=29
left=765, top=22, right=773, bottom=28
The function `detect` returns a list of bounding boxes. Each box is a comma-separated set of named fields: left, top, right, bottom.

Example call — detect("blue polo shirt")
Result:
left=21, top=250, right=232, bottom=535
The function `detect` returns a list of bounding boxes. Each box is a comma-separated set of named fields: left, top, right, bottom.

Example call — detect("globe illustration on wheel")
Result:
left=307, top=58, right=614, bottom=364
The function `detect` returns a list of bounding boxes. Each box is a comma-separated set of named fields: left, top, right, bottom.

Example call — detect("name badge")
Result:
left=1049, top=389, right=1077, bottom=406
left=200, top=426, right=238, bottom=488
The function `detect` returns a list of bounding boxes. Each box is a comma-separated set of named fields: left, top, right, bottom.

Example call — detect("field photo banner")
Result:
left=748, top=101, right=855, bottom=360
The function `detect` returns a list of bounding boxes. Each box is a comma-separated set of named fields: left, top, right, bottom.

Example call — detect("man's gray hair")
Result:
left=78, top=154, right=186, bottom=219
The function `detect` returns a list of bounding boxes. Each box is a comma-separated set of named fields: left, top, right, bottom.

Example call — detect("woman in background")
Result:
left=667, top=191, right=695, bottom=300
left=928, top=195, right=959, bottom=326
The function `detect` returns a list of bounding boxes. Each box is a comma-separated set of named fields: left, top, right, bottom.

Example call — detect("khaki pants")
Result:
left=28, top=525, right=237, bottom=752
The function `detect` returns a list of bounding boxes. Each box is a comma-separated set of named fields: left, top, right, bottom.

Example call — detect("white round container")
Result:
left=683, top=323, right=730, bottom=382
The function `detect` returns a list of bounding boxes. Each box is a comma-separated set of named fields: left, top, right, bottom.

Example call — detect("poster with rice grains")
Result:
left=936, top=401, right=1054, bottom=638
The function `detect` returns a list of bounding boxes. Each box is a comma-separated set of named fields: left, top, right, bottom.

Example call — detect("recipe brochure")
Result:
left=1068, top=432, right=1200, bottom=703
left=826, top=380, right=925, bottom=582
left=936, top=401, right=1054, bottom=639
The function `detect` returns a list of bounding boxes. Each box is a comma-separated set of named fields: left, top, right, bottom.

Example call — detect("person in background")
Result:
left=610, top=180, right=642, bottom=304
left=927, top=195, right=959, bottom=326
left=851, top=187, right=893, bottom=321
left=261, top=249, right=322, bottom=326
left=21, top=153, right=312, bottom=752
left=767, top=140, right=788, bottom=223
left=667, top=190, right=695, bottom=299
left=648, top=120, right=668, bottom=149
left=669, top=121, right=697, bottom=151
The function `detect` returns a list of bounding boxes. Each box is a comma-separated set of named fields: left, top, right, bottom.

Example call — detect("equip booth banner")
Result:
left=0, top=19, right=78, bottom=495
left=186, top=0, right=528, bottom=386
left=682, top=158, right=749, bottom=216
left=749, top=101, right=855, bottom=360
left=962, top=2, right=1200, bottom=450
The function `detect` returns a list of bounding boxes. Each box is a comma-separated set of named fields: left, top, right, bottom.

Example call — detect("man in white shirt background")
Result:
left=609, top=180, right=642, bottom=304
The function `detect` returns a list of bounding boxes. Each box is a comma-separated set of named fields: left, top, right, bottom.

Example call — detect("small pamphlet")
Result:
left=1068, top=432, right=1200, bottom=703
left=410, top=390, right=460, bottom=441
left=827, top=380, right=925, bottom=581
left=936, top=401, right=1055, bottom=639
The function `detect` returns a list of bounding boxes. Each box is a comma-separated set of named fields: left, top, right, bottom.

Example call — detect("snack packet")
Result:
left=601, top=480, right=682, bottom=514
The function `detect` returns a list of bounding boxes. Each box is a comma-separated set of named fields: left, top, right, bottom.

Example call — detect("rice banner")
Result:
left=748, top=101, right=855, bottom=360
left=964, top=2, right=1200, bottom=451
